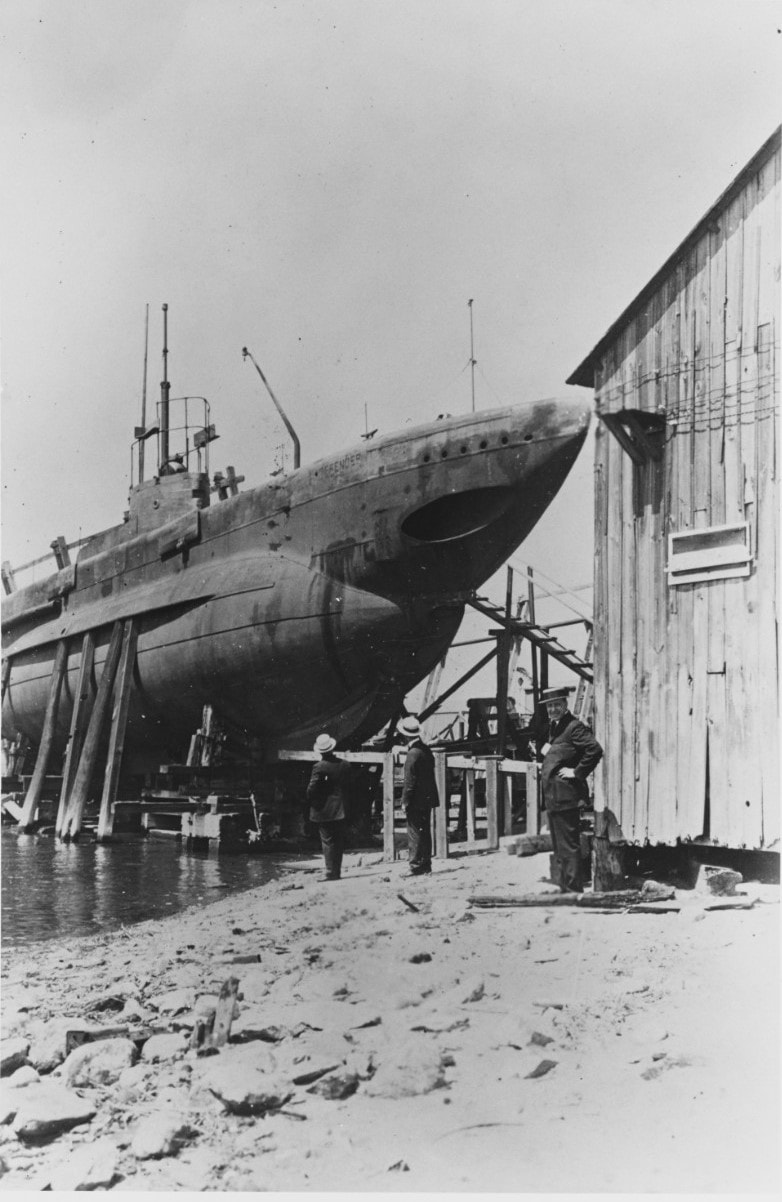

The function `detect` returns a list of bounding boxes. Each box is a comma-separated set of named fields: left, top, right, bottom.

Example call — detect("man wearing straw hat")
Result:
left=306, top=733, right=352, bottom=882
left=398, top=716, right=440, bottom=876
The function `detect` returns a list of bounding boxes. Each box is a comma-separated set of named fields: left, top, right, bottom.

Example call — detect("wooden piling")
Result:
left=433, top=748, right=449, bottom=859
left=61, top=621, right=124, bottom=840
left=382, top=749, right=396, bottom=862
left=484, top=754, right=501, bottom=850
left=97, top=620, right=138, bottom=841
left=526, top=762, right=540, bottom=835
left=55, top=631, right=95, bottom=837
left=18, top=640, right=68, bottom=831
left=465, top=767, right=477, bottom=843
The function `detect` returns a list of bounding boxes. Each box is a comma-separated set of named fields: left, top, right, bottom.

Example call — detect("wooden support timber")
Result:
left=382, top=749, right=396, bottom=863
left=61, top=621, right=124, bottom=840
left=469, top=890, right=643, bottom=908
left=97, top=619, right=138, bottom=841
left=484, top=755, right=501, bottom=850
left=1, top=656, right=11, bottom=705
left=18, top=640, right=68, bottom=831
left=433, top=749, right=449, bottom=859
left=55, top=632, right=95, bottom=837
left=419, top=645, right=498, bottom=723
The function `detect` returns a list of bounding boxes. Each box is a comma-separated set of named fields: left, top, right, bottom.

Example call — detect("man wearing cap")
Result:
left=539, top=687, right=603, bottom=893
left=398, top=716, right=440, bottom=876
left=306, top=734, right=352, bottom=881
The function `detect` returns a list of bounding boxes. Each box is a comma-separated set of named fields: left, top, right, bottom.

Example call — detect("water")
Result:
left=1, top=830, right=304, bottom=951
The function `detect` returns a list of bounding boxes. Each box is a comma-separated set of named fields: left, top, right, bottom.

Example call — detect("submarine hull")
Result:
left=2, top=397, right=590, bottom=766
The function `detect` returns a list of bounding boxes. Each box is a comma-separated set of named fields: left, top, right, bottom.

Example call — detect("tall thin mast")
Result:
left=468, top=298, right=476, bottom=413
left=159, top=303, right=170, bottom=471
left=138, top=304, right=149, bottom=483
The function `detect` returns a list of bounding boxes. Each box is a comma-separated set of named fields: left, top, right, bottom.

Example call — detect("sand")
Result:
left=0, top=846, right=779, bottom=1193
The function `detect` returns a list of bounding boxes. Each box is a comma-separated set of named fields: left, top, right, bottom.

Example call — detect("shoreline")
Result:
left=1, top=848, right=779, bottom=1192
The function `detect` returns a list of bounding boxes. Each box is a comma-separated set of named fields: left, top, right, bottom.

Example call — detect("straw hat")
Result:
left=398, top=716, right=422, bottom=740
left=314, top=733, right=337, bottom=754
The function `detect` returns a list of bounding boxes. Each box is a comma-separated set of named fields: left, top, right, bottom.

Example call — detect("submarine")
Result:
left=1, top=317, right=590, bottom=777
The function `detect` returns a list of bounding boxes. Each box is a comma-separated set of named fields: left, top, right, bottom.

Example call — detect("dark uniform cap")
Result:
left=540, top=686, right=574, bottom=703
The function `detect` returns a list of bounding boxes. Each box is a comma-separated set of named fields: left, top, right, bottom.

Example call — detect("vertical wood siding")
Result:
left=593, top=145, right=780, bottom=849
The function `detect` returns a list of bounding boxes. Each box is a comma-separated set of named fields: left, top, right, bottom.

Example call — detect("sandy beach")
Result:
left=1, top=846, right=779, bottom=1194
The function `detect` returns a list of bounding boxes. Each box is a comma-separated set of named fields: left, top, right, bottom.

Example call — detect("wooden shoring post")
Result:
left=526, top=568, right=542, bottom=820
left=495, top=566, right=513, bottom=757
left=483, top=755, right=501, bottom=850
left=383, top=707, right=404, bottom=752
left=501, top=771, right=514, bottom=836
left=382, top=749, right=396, bottom=862
left=465, top=767, right=476, bottom=842
left=61, top=621, right=124, bottom=840
left=525, top=763, right=540, bottom=835
left=18, top=640, right=68, bottom=831
left=527, top=568, right=539, bottom=707
left=419, top=644, right=498, bottom=722
left=433, top=749, right=449, bottom=859
left=55, top=631, right=96, bottom=837
left=1, top=656, right=11, bottom=704
left=97, top=619, right=138, bottom=841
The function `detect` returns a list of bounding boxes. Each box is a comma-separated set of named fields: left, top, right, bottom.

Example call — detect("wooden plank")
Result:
left=633, top=284, right=665, bottom=844
left=619, top=424, right=637, bottom=838
left=525, top=763, right=539, bottom=836
left=97, top=619, right=138, bottom=841
left=674, top=251, right=697, bottom=840
left=732, top=168, right=762, bottom=846
left=592, top=423, right=608, bottom=820
left=61, top=622, right=124, bottom=840
left=501, top=773, right=514, bottom=837
left=753, top=151, right=780, bottom=849
left=655, top=266, right=684, bottom=845
left=469, top=890, right=643, bottom=909
left=465, top=768, right=476, bottom=843
left=433, top=749, right=449, bottom=860
left=18, top=640, right=68, bottom=830
left=721, top=186, right=755, bottom=846
left=483, top=756, right=500, bottom=850
left=56, top=631, right=96, bottom=837
left=1, top=657, right=11, bottom=704
left=706, top=217, right=730, bottom=840
left=604, top=424, right=624, bottom=832
left=382, top=750, right=396, bottom=862
left=276, top=749, right=386, bottom=764
left=684, top=231, right=712, bottom=840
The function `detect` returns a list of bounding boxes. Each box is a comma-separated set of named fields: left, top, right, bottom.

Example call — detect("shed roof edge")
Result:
left=566, top=125, right=782, bottom=389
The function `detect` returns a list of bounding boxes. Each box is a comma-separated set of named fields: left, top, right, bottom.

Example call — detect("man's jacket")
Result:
left=306, top=755, right=352, bottom=822
left=541, top=713, right=603, bottom=811
left=401, top=741, right=440, bottom=810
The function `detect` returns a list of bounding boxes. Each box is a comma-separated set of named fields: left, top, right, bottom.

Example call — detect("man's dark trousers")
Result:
left=547, top=807, right=583, bottom=892
left=406, top=806, right=432, bottom=873
left=318, top=820, right=345, bottom=879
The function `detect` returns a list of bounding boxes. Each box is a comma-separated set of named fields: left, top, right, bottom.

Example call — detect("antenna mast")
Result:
left=242, top=347, right=301, bottom=470
left=468, top=298, right=476, bottom=413
left=159, top=303, right=170, bottom=472
left=138, top=304, right=149, bottom=483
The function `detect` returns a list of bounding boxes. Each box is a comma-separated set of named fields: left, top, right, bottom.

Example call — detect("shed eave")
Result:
left=566, top=124, right=782, bottom=393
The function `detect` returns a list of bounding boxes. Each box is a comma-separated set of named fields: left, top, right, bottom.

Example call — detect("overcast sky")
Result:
left=1, top=0, right=779, bottom=707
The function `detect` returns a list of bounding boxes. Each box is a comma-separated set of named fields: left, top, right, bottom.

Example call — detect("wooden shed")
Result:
left=568, top=127, right=780, bottom=857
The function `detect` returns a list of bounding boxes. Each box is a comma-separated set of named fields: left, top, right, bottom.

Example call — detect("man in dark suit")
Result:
left=398, top=715, right=440, bottom=876
left=539, top=687, right=603, bottom=893
left=306, top=733, right=352, bottom=881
